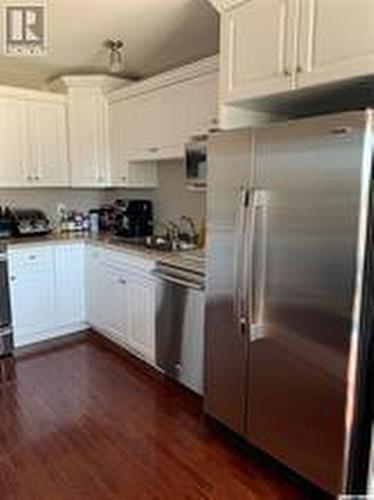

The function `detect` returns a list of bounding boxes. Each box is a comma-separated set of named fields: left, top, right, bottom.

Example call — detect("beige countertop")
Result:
left=6, top=232, right=206, bottom=273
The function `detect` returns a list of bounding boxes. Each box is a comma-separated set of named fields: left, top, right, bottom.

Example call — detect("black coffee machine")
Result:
left=114, top=200, right=153, bottom=238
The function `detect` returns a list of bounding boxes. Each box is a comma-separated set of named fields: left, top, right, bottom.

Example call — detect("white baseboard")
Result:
left=15, top=322, right=88, bottom=348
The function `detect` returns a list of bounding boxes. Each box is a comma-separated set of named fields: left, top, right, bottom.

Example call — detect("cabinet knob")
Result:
left=27, top=175, right=33, bottom=182
left=283, top=68, right=291, bottom=77
left=121, top=176, right=127, bottom=181
left=9, top=276, right=16, bottom=282
left=296, top=65, right=303, bottom=74
left=148, top=147, right=159, bottom=153
left=118, top=278, right=126, bottom=285
left=28, top=255, right=36, bottom=260
left=34, top=175, right=40, bottom=181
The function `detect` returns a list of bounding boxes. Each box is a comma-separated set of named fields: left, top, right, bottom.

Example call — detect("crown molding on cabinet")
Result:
left=0, top=85, right=66, bottom=104
left=207, top=0, right=247, bottom=13
left=59, top=75, right=127, bottom=94
left=108, top=55, right=219, bottom=103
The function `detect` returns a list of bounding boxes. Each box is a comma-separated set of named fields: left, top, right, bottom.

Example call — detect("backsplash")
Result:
left=0, top=160, right=206, bottom=230
left=113, top=159, right=206, bottom=228
left=0, top=189, right=110, bottom=228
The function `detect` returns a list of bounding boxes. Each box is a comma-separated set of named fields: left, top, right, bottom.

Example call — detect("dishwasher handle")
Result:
left=153, top=270, right=205, bottom=291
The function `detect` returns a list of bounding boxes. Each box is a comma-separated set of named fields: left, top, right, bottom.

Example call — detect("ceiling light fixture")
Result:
left=105, top=39, right=124, bottom=74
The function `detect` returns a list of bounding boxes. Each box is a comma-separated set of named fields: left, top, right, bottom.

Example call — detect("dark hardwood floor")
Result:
left=0, top=333, right=328, bottom=499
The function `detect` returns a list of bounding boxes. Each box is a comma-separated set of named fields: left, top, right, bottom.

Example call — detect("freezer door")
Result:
left=204, top=130, right=252, bottom=434
left=246, top=111, right=372, bottom=495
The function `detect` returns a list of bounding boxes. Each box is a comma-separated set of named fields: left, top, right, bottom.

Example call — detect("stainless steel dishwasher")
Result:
left=153, top=253, right=205, bottom=395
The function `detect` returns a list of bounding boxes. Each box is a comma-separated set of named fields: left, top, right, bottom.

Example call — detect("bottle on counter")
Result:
left=89, top=211, right=100, bottom=234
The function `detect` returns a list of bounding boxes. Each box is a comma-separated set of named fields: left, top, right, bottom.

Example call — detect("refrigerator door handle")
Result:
left=247, top=189, right=269, bottom=342
left=233, top=186, right=249, bottom=333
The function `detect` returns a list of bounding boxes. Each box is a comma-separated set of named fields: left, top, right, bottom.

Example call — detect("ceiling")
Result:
left=0, top=0, right=219, bottom=88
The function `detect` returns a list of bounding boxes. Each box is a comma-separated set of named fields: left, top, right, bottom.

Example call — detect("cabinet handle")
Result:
left=28, top=255, right=36, bottom=260
left=148, top=147, right=159, bottom=153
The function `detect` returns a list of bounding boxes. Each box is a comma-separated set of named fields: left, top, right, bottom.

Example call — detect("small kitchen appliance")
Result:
left=114, top=200, right=153, bottom=238
left=12, top=209, right=51, bottom=236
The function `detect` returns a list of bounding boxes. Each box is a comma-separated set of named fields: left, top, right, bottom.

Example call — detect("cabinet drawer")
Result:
left=9, top=246, right=54, bottom=272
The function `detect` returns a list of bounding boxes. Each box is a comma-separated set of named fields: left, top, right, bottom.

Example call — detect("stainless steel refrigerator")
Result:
left=204, top=110, right=374, bottom=496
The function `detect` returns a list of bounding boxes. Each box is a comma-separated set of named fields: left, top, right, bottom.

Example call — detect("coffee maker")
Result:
left=114, top=200, right=153, bottom=239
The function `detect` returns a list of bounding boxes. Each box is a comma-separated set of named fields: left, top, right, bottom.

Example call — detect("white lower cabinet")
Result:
left=126, top=274, right=155, bottom=362
left=101, top=262, right=129, bottom=343
left=10, top=243, right=157, bottom=364
left=86, top=247, right=156, bottom=364
left=54, top=244, right=85, bottom=328
left=9, top=244, right=86, bottom=347
left=85, top=245, right=105, bottom=328
left=9, top=246, right=56, bottom=347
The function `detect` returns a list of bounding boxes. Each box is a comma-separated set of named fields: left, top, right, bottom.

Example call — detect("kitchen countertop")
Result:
left=5, top=232, right=206, bottom=274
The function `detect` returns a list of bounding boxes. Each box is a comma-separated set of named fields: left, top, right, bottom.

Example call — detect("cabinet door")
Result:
left=109, top=100, right=158, bottom=187
left=187, top=72, right=219, bottom=137
left=298, top=0, right=374, bottom=88
left=158, top=83, right=189, bottom=158
left=124, top=92, right=164, bottom=161
left=0, top=98, right=28, bottom=187
left=86, top=246, right=106, bottom=329
left=28, top=101, right=69, bottom=187
left=68, top=89, right=108, bottom=187
left=9, top=247, right=55, bottom=346
left=54, top=244, right=85, bottom=328
left=220, top=0, right=298, bottom=103
left=127, top=276, right=156, bottom=362
left=108, top=100, right=129, bottom=185
left=101, top=263, right=128, bottom=343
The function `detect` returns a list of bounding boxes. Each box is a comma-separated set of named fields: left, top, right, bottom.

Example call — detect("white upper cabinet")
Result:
left=187, top=72, right=219, bottom=137
left=62, top=76, right=123, bottom=188
left=67, top=88, right=109, bottom=187
left=108, top=99, right=158, bottom=188
left=221, top=0, right=298, bottom=103
left=27, top=101, right=69, bottom=187
left=0, top=92, right=69, bottom=188
left=220, top=0, right=374, bottom=104
left=297, top=0, right=374, bottom=88
left=108, top=59, right=219, bottom=165
left=0, top=98, right=28, bottom=187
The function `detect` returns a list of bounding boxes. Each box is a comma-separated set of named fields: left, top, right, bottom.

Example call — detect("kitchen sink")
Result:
left=107, top=235, right=198, bottom=253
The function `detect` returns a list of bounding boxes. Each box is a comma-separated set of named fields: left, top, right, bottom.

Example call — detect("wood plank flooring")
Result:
left=0, top=333, right=329, bottom=499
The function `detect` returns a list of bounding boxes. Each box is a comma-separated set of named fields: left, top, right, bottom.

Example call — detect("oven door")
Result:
left=0, top=252, right=13, bottom=355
